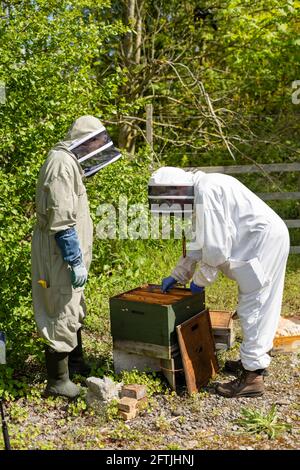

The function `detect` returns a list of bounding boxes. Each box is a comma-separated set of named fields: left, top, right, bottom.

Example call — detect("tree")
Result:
left=98, top=0, right=300, bottom=165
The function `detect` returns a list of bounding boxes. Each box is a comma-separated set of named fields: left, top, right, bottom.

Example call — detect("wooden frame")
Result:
left=176, top=309, right=219, bottom=394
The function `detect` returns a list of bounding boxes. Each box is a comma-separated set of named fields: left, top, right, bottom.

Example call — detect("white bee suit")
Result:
left=170, top=170, right=290, bottom=371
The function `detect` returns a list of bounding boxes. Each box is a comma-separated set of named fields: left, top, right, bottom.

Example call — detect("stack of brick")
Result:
left=118, top=384, right=148, bottom=421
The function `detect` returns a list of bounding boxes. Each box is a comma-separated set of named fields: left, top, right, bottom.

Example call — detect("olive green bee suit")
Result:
left=31, top=117, right=102, bottom=352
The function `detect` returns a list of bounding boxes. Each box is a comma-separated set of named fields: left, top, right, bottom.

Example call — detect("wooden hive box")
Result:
left=209, top=310, right=235, bottom=350
left=110, top=284, right=205, bottom=359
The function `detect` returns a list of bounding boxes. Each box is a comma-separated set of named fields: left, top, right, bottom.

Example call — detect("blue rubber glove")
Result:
left=161, top=276, right=177, bottom=293
left=71, top=261, right=88, bottom=288
left=190, top=281, right=204, bottom=293
left=55, top=227, right=82, bottom=266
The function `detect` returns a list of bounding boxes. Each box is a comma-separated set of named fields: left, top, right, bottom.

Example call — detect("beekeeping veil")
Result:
left=65, top=115, right=121, bottom=177
left=148, top=167, right=195, bottom=215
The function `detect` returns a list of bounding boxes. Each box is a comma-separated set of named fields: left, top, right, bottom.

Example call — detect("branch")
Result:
left=164, top=60, right=236, bottom=160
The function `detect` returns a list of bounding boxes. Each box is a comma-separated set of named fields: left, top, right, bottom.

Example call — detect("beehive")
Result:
left=110, top=284, right=205, bottom=350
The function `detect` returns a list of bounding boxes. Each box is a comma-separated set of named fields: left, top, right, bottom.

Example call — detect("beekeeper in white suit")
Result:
left=31, top=115, right=120, bottom=398
left=148, top=167, right=290, bottom=398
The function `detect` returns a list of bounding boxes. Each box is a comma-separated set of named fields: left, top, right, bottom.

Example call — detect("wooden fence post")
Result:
left=146, top=103, right=153, bottom=150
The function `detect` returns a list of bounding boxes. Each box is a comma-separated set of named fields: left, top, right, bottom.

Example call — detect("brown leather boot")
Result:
left=224, top=359, right=269, bottom=376
left=216, top=369, right=265, bottom=398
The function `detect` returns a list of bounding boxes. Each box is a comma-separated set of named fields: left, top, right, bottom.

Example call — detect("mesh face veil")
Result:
left=148, top=167, right=195, bottom=215
left=148, top=185, right=194, bottom=215
left=69, top=126, right=121, bottom=177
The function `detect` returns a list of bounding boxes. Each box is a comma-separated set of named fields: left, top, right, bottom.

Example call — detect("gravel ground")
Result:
left=107, top=352, right=300, bottom=450
left=4, top=347, right=300, bottom=450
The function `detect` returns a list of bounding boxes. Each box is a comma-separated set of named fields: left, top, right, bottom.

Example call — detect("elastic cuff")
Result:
left=55, top=227, right=76, bottom=240
left=254, top=369, right=266, bottom=376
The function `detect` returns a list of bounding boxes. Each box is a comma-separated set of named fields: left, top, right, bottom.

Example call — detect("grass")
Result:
left=282, top=255, right=300, bottom=316
left=235, top=405, right=292, bottom=439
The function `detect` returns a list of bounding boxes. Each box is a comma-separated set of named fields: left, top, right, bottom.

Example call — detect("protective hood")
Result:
left=148, top=167, right=195, bottom=215
left=63, top=115, right=121, bottom=177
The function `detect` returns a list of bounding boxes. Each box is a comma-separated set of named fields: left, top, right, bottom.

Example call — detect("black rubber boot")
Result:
left=44, top=347, right=80, bottom=399
left=68, top=328, right=91, bottom=378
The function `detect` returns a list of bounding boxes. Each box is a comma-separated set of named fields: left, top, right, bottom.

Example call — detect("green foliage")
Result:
left=0, top=366, right=30, bottom=399
left=8, top=402, right=29, bottom=424
left=155, top=414, right=171, bottom=431
left=105, top=398, right=120, bottom=421
left=102, top=0, right=300, bottom=166
left=119, top=368, right=167, bottom=397
left=108, top=422, right=143, bottom=443
left=166, top=443, right=182, bottom=450
left=67, top=397, right=88, bottom=417
left=235, top=405, right=292, bottom=439
left=185, top=391, right=208, bottom=413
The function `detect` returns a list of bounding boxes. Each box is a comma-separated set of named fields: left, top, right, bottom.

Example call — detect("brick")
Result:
left=118, top=409, right=137, bottom=421
left=121, top=384, right=147, bottom=400
left=118, top=397, right=138, bottom=413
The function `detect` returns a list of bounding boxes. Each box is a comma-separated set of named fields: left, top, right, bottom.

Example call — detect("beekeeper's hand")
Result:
left=161, top=276, right=177, bottom=293
left=71, top=261, right=88, bottom=288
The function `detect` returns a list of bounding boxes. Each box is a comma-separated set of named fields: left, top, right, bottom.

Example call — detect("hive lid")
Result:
left=176, top=309, right=219, bottom=394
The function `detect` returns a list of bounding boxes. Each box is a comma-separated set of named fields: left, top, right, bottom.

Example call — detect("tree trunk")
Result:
left=118, top=0, right=144, bottom=154
left=118, top=122, right=137, bottom=154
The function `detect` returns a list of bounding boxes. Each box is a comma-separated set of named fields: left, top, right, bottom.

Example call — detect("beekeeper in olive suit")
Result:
left=31, top=116, right=120, bottom=398
left=149, top=167, right=290, bottom=398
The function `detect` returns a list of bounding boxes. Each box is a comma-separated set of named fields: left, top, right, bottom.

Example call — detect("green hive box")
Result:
left=110, top=284, right=205, bottom=348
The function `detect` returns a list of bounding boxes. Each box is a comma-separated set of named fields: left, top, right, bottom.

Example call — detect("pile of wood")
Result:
left=117, top=384, right=148, bottom=421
